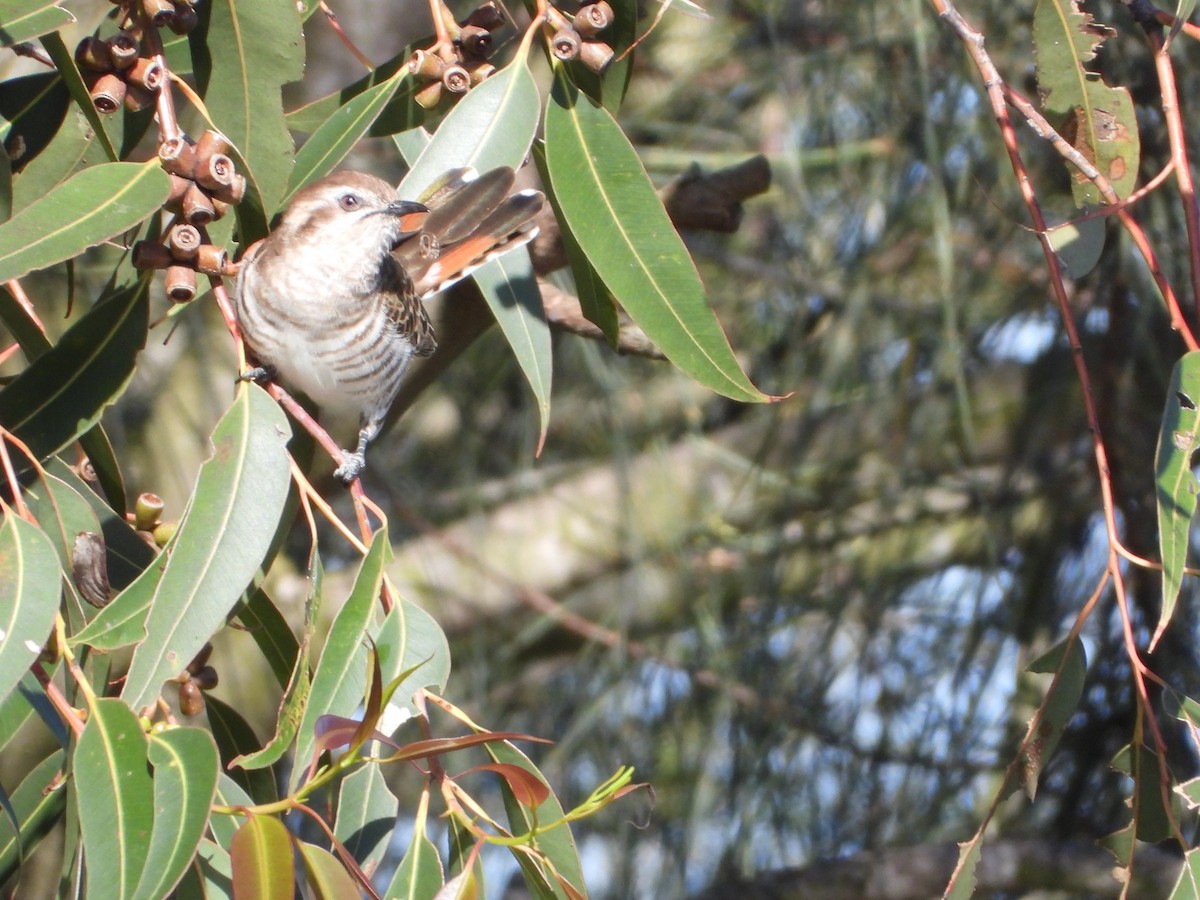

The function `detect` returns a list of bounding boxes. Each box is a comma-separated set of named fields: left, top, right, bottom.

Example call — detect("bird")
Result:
left=235, top=166, right=544, bottom=484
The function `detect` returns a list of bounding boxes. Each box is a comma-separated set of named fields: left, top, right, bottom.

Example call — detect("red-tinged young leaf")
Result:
left=230, top=815, right=293, bottom=900
left=544, top=69, right=776, bottom=403
left=469, top=764, right=551, bottom=808
left=383, top=731, right=551, bottom=764
left=121, top=386, right=291, bottom=712
left=0, top=162, right=168, bottom=283
left=1154, top=350, right=1200, bottom=650
left=75, top=698, right=154, bottom=900
left=313, top=715, right=396, bottom=755
left=296, top=841, right=361, bottom=900
left=132, top=728, right=220, bottom=900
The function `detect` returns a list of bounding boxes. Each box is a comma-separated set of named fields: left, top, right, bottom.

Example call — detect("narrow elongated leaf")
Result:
left=11, top=106, right=111, bottom=213
left=1032, top=0, right=1139, bottom=203
left=335, top=760, right=398, bottom=873
left=472, top=251, right=552, bottom=452
left=401, top=58, right=540, bottom=199
left=375, top=596, right=450, bottom=727
left=285, top=46, right=413, bottom=133
left=0, top=72, right=70, bottom=169
left=0, top=2, right=73, bottom=48
left=206, top=696, right=280, bottom=804
left=38, top=32, right=118, bottom=163
left=545, top=72, right=771, bottom=403
left=289, top=531, right=388, bottom=791
left=1169, top=848, right=1200, bottom=900
left=192, top=0, right=304, bottom=220
left=0, top=514, right=60, bottom=708
left=0, top=161, right=165, bottom=283
left=943, top=839, right=982, bottom=900
left=234, top=588, right=302, bottom=688
left=132, top=728, right=219, bottom=900
left=1021, top=638, right=1087, bottom=798
left=1154, top=350, right=1200, bottom=650
left=75, top=698, right=154, bottom=900
left=386, top=825, right=443, bottom=899
left=0, top=280, right=149, bottom=475
left=282, top=72, right=404, bottom=205
left=122, top=386, right=292, bottom=712
left=0, top=749, right=65, bottom=886
left=229, top=815, right=293, bottom=900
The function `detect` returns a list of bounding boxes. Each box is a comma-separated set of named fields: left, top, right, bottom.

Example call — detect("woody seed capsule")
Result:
left=166, top=223, right=202, bottom=260
left=193, top=153, right=236, bottom=193
left=552, top=27, right=582, bottom=61
left=134, top=492, right=165, bottom=530
left=195, top=244, right=229, bottom=276
left=168, top=4, right=198, bottom=35
left=195, top=129, right=233, bottom=159
left=127, top=57, right=164, bottom=91
left=124, top=82, right=156, bottom=112
left=442, top=64, right=470, bottom=94
left=159, top=136, right=198, bottom=178
left=87, top=72, right=126, bottom=114
left=181, top=181, right=216, bottom=225
left=574, top=1, right=614, bottom=38
left=132, top=240, right=173, bottom=270
left=141, top=0, right=176, bottom=26
left=75, top=36, right=113, bottom=72
left=578, top=39, right=615, bottom=73
left=107, top=31, right=139, bottom=69
left=165, top=266, right=198, bottom=303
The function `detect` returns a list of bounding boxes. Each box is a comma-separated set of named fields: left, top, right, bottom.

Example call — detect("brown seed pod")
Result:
left=408, top=48, right=446, bottom=80
left=141, top=0, right=176, bottom=27
left=127, top=57, right=164, bottom=91
left=551, top=27, right=582, bottom=61
left=107, top=31, right=140, bottom=69
left=467, top=60, right=495, bottom=86
left=463, top=1, right=504, bottom=30
left=195, top=244, right=229, bottom=276
left=178, top=680, right=205, bottom=716
left=414, top=79, right=444, bottom=109
left=457, top=24, right=494, bottom=59
left=164, top=173, right=191, bottom=211
left=192, top=665, right=219, bottom=691
left=87, top=72, right=126, bottom=115
left=124, top=82, right=156, bottom=113
left=573, top=0, right=614, bottom=38
left=168, top=4, right=199, bottom=35
left=211, top=196, right=231, bottom=219
left=165, top=265, right=197, bottom=303
left=159, top=136, right=198, bottom=178
left=195, top=129, right=233, bottom=160
left=181, top=182, right=216, bottom=226
left=132, top=240, right=173, bottom=270
left=210, top=172, right=246, bottom=205
left=166, top=223, right=202, bottom=260
left=578, top=39, right=614, bottom=74
left=75, top=36, right=114, bottom=73
left=134, top=492, right=165, bottom=530
left=442, top=64, right=470, bottom=94
left=187, top=642, right=214, bottom=675
left=72, top=532, right=111, bottom=608
left=193, top=152, right=236, bottom=193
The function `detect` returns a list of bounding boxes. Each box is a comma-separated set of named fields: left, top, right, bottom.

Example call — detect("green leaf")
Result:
left=210, top=775, right=255, bottom=848
left=1021, top=637, right=1088, bottom=798
left=234, top=588, right=302, bottom=688
left=335, top=757, right=398, bottom=873
left=0, top=72, right=70, bottom=170
left=1154, top=350, right=1200, bottom=650
left=0, top=280, right=148, bottom=484
left=75, top=698, right=154, bottom=900
left=0, top=749, right=65, bottom=885
left=0, top=514, right=61, bottom=708
left=132, top=728, right=219, bottom=900
left=1032, top=0, right=1139, bottom=204
left=297, top=840, right=361, bottom=898
left=229, top=814, right=293, bottom=900
left=1168, top=0, right=1198, bottom=49
left=0, top=2, right=74, bottom=48
left=1045, top=213, right=1105, bottom=278
left=192, top=0, right=304, bottom=221
left=289, top=530, right=388, bottom=791
left=385, top=825, right=443, bottom=899
left=942, top=839, right=982, bottom=900
left=374, top=595, right=450, bottom=723
left=473, top=251, right=552, bottom=453
left=10, top=106, right=112, bottom=213
left=488, top=742, right=585, bottom=897
left=282, top=71, right=404, bottom=206
left=0, top=161, right=168, bottom=283
left=285, top=46, right=416, bottom=134
left=400, top=58, right=540, bottom=199
left=1111, top=741, right=1176, bottom=842
left=1168, top=848, right=1200, bottom=900
left=544, top=71, right=772, bottom=403
left=38, top=32, right=119, bottom=163
left=121, top=385, right=292, bottom=712
left=205, top=696, right=280, bottom=805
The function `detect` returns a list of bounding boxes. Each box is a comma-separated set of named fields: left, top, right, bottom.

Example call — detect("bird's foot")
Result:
left=238, top=365, right=276, bottom=384
left=333, top=451, right=366, bottom=486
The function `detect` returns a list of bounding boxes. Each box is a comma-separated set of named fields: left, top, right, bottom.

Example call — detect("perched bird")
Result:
left=236, top=166, right=543, bottom=483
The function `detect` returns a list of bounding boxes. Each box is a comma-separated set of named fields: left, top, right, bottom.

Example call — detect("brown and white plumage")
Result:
left=235, top=167, right=543, bottom=483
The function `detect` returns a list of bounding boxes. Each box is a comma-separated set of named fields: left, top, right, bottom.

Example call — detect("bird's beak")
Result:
left=381, top=199, right=429, bottom=234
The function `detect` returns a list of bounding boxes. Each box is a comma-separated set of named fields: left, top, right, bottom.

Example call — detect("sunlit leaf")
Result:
left=1168, top=847, right=1200, bottom=900
left=544, top=70, right=772, bottom=403
left=0, top=3, right=73, bottom=51
left=942, top=839, right=982, bottom=900
left=1021, top=637, right=1087, bottom=798
left=297, top=840, right=360, bottom=898
left=121, top=386, right=291, bottom=712
left=0, top=514, right=60, bottom=709
left=229, top=814, right=293, bottom=900
left=75, top=698, right=154, bottom=900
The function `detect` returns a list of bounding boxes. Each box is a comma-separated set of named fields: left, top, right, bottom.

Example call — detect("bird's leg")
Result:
left=238, top=363, right=277, bottom=384
left=334, top=413, right=383, bottom=485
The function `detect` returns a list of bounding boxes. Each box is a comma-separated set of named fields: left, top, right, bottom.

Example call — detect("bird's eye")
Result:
left=338, top=193, right=360, bottom=211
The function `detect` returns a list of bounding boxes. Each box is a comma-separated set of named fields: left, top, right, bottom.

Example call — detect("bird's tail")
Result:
left=393, top=167, right=544, bottom=298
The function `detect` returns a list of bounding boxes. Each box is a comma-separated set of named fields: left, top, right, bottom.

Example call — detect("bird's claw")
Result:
left=238, top=365, right=276, bottom=385
left=334, top=451, right=366, bottom=485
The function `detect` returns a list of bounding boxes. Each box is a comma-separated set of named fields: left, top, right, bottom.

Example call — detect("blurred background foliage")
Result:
left=8, top=0, right=1200, bottom=897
